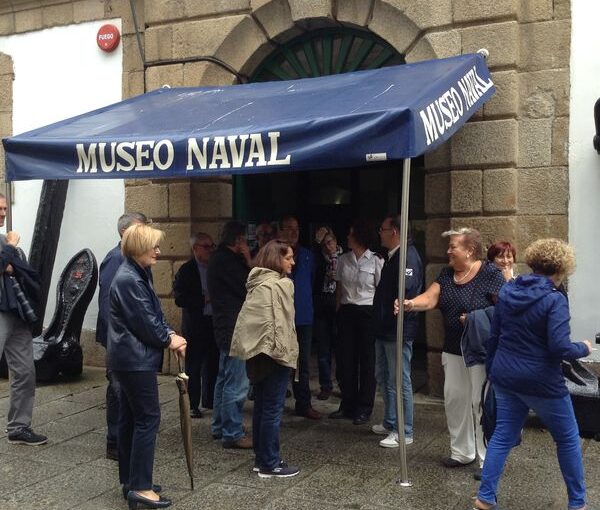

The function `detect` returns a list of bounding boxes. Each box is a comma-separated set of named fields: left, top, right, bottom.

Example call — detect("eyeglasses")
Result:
left=378, top=227, right=394, bottom=233
left=196, top=243, right=216, bottom=250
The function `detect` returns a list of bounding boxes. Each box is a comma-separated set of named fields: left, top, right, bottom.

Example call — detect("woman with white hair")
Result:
left=401, top=228, right=505, bottom=479
left=108, top=224, right=187, bottom=509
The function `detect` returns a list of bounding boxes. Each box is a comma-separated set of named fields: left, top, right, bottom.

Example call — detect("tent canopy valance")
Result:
left=3, top=53, right=494, bottom=182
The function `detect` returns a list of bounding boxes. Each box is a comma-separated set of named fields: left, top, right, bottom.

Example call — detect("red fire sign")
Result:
left=97, top=24, right=120, bottom=52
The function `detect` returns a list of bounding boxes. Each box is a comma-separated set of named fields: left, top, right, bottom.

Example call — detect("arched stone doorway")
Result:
left=232, top=21, right=429, bottom=386
left=234, top=24, right=420, bottom=244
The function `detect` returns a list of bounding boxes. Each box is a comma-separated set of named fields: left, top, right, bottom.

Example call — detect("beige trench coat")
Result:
left=230, top=267, right=298, bottom=369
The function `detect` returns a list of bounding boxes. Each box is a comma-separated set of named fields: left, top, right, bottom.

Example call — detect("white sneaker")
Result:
left=379, top=432, right=414, bottom=448
left=371, top=424, right=391, bottom=435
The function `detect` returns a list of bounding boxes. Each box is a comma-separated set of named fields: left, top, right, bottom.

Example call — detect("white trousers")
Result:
left=442, top=352, right=486, bottom=467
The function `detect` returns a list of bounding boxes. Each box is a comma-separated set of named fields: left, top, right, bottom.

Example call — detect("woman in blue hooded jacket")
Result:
left=475, top=239, right=592, bottom=510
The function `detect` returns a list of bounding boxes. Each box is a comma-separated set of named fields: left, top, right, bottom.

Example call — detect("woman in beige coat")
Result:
left=230, top=239, right=299, bottom=478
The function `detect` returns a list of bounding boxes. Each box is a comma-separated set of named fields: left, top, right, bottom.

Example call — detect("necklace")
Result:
left=453, top=261, right=477, bottom=284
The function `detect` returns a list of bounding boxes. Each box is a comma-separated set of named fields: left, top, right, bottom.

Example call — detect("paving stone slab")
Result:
left=64, top=384, right=107, bottom=405
left=4, top=463, right=115, bottom=510
left=31, top=398, right=99, bottom=426
left=25, top=430, right=107, bottom=466
left=286, top=463, right=396, bottom=508
left=172, top=481, right=276, bottom=510
left=0, top=452, right=72, bottom=495
left=153, top=445, right=251, bottom=491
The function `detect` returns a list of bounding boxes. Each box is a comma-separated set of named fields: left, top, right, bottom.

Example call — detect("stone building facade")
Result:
left=0, top=0, right=571, bottom=395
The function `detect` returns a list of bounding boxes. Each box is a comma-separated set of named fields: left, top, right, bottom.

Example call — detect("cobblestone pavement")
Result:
left=0, top=367, right=598, bottom=510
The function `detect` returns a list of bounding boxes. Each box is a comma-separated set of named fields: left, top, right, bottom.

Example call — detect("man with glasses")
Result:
left=278, top=215, right=320, bottom=420
left=372, top=215, right=423, bottom=447
left=173, top=232, right=219, bottom=417
left=97, top=212, right=147, bottom=460
left=251, top=222, right=274, bottom=258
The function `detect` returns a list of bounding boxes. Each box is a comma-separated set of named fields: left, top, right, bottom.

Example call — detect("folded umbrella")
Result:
left=175, top=352, right=194, bottom=490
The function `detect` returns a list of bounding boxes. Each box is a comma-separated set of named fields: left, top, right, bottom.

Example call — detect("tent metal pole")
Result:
left=5, top=182, right=12, bottom=232
left=395, top=157, right=412, bottom=487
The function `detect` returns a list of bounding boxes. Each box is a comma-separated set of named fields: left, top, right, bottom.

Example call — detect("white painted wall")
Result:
left=0, top=20, right=124, bottom=330
left=569, top=0, right=600, bottom=351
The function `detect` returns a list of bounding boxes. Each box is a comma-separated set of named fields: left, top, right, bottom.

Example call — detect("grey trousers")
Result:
left=0, top=311, right=35, bottom=433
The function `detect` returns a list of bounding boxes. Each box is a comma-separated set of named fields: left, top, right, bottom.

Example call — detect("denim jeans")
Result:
left=478, top=387, right=586, bottom=509
left=211, top=349, right=249, bottom=442
left=292, top=325, right=313, bottom=413
left=253, top=363, right=291, bottom=470
left=115, top=371, right=160, bottom=490
left=374, top=335, right=414, bottom=437
left=106, top=369, right=120, bottom=448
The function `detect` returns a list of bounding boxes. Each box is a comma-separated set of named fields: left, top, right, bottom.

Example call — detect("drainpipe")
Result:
left=594, top=98, right=600, bottom=154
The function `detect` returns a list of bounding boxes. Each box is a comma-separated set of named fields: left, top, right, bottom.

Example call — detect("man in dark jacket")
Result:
left=96, top=212, right=147, bottom=459
left=173, top=232, right=218, bottom=417
left=372, top=214, right=423, bottom=448
left=278, top=215, right=320, bottom=420
left=0, top=194, right=47, bottom=446
left=207, top=221, right=252, bottom=449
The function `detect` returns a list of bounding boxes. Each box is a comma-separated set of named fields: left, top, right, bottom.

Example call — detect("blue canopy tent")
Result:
left=2, top=51, right=495, bottom=484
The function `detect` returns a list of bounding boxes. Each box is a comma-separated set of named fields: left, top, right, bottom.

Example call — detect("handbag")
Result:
left=480, top=379, right=496, bottom=447
left=480, top=379, right=522, bottom=448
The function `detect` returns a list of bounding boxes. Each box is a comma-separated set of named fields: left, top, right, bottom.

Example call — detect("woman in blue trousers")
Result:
left=475, top=239, right=592, bottom=510
left=230, top=239, right=300, bottom=478
left=108, top=224, right=187, bottom=509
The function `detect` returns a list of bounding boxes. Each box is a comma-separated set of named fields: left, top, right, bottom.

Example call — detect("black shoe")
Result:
left=474, top=468, right=483, bottom=481
left=317, top=388, right=332, bottom=400
left=106, top=444, right=119, bottom=461
left=329, top=409, right=352, bottom=420
left=127, top=491, right=171, bottom=509
left=258, top=462, right=299, bottom=479
left=295, top=407, right=321, bottom=420
left=442, top=457, right=475, bottom=468
left=7, top=427, right=48, bottom=446
left=190, top=408, right=203, bottom=419
left=122, top=485, right=162, bottom=500
left=353, top=413, right=370, bottom=425
left=212, top=432, right=222, bottom=440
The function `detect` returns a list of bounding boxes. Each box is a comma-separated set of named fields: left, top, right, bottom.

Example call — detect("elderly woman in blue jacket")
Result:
left=475, top=239, right=592, bottom=510
left=108, top=224, right=187, bottom=510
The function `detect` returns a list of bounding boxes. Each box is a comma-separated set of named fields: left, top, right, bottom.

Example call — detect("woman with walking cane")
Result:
left=108, top=224, right=187, bottom=509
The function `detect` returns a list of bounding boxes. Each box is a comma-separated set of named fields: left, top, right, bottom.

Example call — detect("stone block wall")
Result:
left=419, top=1, right=570, bottom=395
left=0, top=0, right=572, bottom=389
left=0, top=52, right=13, bottom=194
